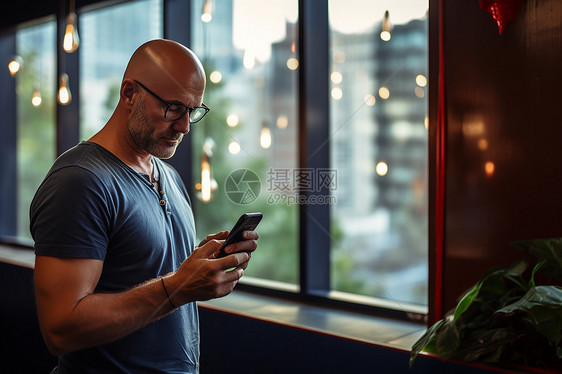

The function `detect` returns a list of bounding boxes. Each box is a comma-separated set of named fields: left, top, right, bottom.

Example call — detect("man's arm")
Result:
left=34, top=235, right=257, bottom=356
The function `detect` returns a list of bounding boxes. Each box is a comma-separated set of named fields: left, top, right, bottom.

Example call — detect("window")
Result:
left=16, top=20, right=57, bottom=239
left=79, top=0, right=163, bottom=139
left=4, top=0, right=430, bottom=317
left=188, top=0, right=429, bottom=313
left=329, top=1, right=428, bottom=310
left=190, top=0, right=300, bottom=288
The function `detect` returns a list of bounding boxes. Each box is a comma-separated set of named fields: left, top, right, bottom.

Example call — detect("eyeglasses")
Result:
left=134, top=80, right=210, bottom=123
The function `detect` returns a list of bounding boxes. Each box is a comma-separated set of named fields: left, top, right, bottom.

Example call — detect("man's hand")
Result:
left=166, top=230, right=258, bottom=305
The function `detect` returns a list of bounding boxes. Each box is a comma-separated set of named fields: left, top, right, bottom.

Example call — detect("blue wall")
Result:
left=199, top=307, right=501, bottom=374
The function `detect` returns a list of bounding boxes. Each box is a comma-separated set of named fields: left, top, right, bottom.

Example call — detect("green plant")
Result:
left=410, top=238, right=562, bottom=370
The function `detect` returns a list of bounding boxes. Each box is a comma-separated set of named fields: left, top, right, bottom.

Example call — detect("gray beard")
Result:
left=127, top=101, right=183, bottom=159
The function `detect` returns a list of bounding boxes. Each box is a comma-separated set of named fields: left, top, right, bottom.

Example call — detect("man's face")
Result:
left=127, top=91, right=186, bottom=159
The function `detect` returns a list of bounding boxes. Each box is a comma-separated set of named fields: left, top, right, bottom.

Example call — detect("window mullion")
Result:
left=163, top=0, right=194, bottom=202
left=298, top=0, right=331, bottom=296
left=0, top=31, right=18, bottom=237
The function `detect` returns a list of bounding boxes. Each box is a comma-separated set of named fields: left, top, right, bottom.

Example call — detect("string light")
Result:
left=485, top=161, right=495, bottom=177
left=63, top=0, right=80, bottom=53
left=58, top=74, right=72, bottom=105
left=260, top=121, right=272, bottom=149
left=380, top=10, right=391, bottom=41
left=286, top=57, right=299, bottom=70
left=376, top=161, right=389, bottom=176
left=378, top=86, right=390, bottom=99
left=201, top=156, right=211, bottom=202
left=478, top=139, right=488, bottom=150
left=198, top=139, right=217, bottom=202
left=226, top=114, right=239, bottom=127
left=416, top=74, right=428, bottom=87
left=276, top=115, right=288, bottom=129
left=201, top=0, right=213, bottom=23
left=364, top=94, right=376, bottom=106
left=32, top=85, right=42, bottom=107
left=8, top=56, right=23, bottom=77
left=209, top=70, right=222, bottom=83
left=331, top=71, right=343, bottom=84
left=331, top=87, right=343, bottom=100
left=228, top=141, right=241, bottom=154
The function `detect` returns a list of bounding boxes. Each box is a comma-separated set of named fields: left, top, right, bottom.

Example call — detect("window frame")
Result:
left=0, top=0, right=431, bottom=323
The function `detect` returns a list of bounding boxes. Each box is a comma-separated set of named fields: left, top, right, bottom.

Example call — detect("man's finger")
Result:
left=195, top=239, right=224, bottom=258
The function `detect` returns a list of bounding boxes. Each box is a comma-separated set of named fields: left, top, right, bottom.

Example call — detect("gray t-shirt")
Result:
left=30, top=141, right=199, bottom=373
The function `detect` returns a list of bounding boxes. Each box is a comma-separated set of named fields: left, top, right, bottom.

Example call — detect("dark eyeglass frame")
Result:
left=134, top=80, right=210, bottom=123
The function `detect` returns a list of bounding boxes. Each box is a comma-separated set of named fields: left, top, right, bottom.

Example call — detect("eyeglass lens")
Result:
left=165, top=106, right=207, bottom=123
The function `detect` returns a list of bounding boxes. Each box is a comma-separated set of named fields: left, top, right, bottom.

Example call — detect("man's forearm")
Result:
left=41, top=275, right=176, bottom=355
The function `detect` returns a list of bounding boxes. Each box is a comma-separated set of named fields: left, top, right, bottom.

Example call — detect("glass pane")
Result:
left=16, top=21, right=57, bottom=239
left=79, top=0, right=163, bottom=140
left=190, top=0, right=299, bottom=288
left=329, top=1, right=429, bottom=309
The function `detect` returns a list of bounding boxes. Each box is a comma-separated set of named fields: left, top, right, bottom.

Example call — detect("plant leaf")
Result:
left=453, top=266, right=517, bottom=321
left=409, top=319, right=444, bottom=367
left=512, top=238, right=562, bottom=281
left=454, top=284, right=481, bottom=321
left=530, top=259, right=547, bottom=288
left=455, top=328, right=517, bottom=363
left=497, top=286, right=562, bottom=344
left=434, top=315, right=461, bottom=358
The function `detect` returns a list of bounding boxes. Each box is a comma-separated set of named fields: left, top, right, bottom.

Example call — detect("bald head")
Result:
left=123, top=39, right=206, bottom=98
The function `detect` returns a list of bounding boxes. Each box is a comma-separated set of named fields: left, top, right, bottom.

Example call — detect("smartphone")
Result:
left=216, top=212, right=263, bottom=258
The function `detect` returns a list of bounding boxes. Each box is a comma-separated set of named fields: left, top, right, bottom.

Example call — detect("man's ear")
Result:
left=121, top=79, right=137, bottom=108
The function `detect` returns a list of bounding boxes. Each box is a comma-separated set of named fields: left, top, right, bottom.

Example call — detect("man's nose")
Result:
left=172, top=114, right=190, bottom=134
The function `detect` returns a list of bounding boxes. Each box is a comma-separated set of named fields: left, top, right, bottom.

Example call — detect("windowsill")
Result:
left=0, top=242, right=35, bottom=268
left=0, top=243, right=426, bottom=352
left=198, top=288, right=426, bottom=352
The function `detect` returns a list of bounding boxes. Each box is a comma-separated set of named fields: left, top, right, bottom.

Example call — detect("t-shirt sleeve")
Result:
left=30, top=166, right=111, bottom=260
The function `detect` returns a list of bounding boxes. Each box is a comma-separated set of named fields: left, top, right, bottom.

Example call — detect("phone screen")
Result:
left=216, top=212, right=263, bottom=258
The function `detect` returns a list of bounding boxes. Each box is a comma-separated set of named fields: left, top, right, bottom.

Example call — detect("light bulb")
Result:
left=63, top=13, right=80, bottom=53
left=8, top=56, right=23, bottom=77
left=228, top=141, right=241, bottom=155
left=58, top=74, right=72, bottom=105
left=416, top=74, right=428, bottom=87
left=276, top=115, right=288, bottom=129
left=364, top=94, right=376, bottom=106
left=378, top=86, right=390, bottom=100
left=286, top=57, right=299, bottom=70
left=381, top=10, right=391, bottom=41
left=485, top=161, right=495, bottom=177
left=201, top=160, right=211, bottom=202
left=380, top=31, right=391, bottom=41
left=260, top=123, right=272, bottom=149
left=226, top=114, right=239, bottom=127
left=201, top=0, right=212, bottom=23
left=209, top=70, right=222, bottom=83
left=200, top=139, right=215, bottom=202
left=376, top=161, right=389, bottom=176
left=331, top=87, right=343, bottom=100
left=32, top=86, right=42, bottom=107
left=331, top=71, right=343, bottom=84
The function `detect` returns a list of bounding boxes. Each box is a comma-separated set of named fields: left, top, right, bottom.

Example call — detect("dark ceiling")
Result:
left=0, top=0, right=114, bottom=30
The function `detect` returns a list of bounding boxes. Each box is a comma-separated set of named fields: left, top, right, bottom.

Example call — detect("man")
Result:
left=30, top=39, right=258, bottom=373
